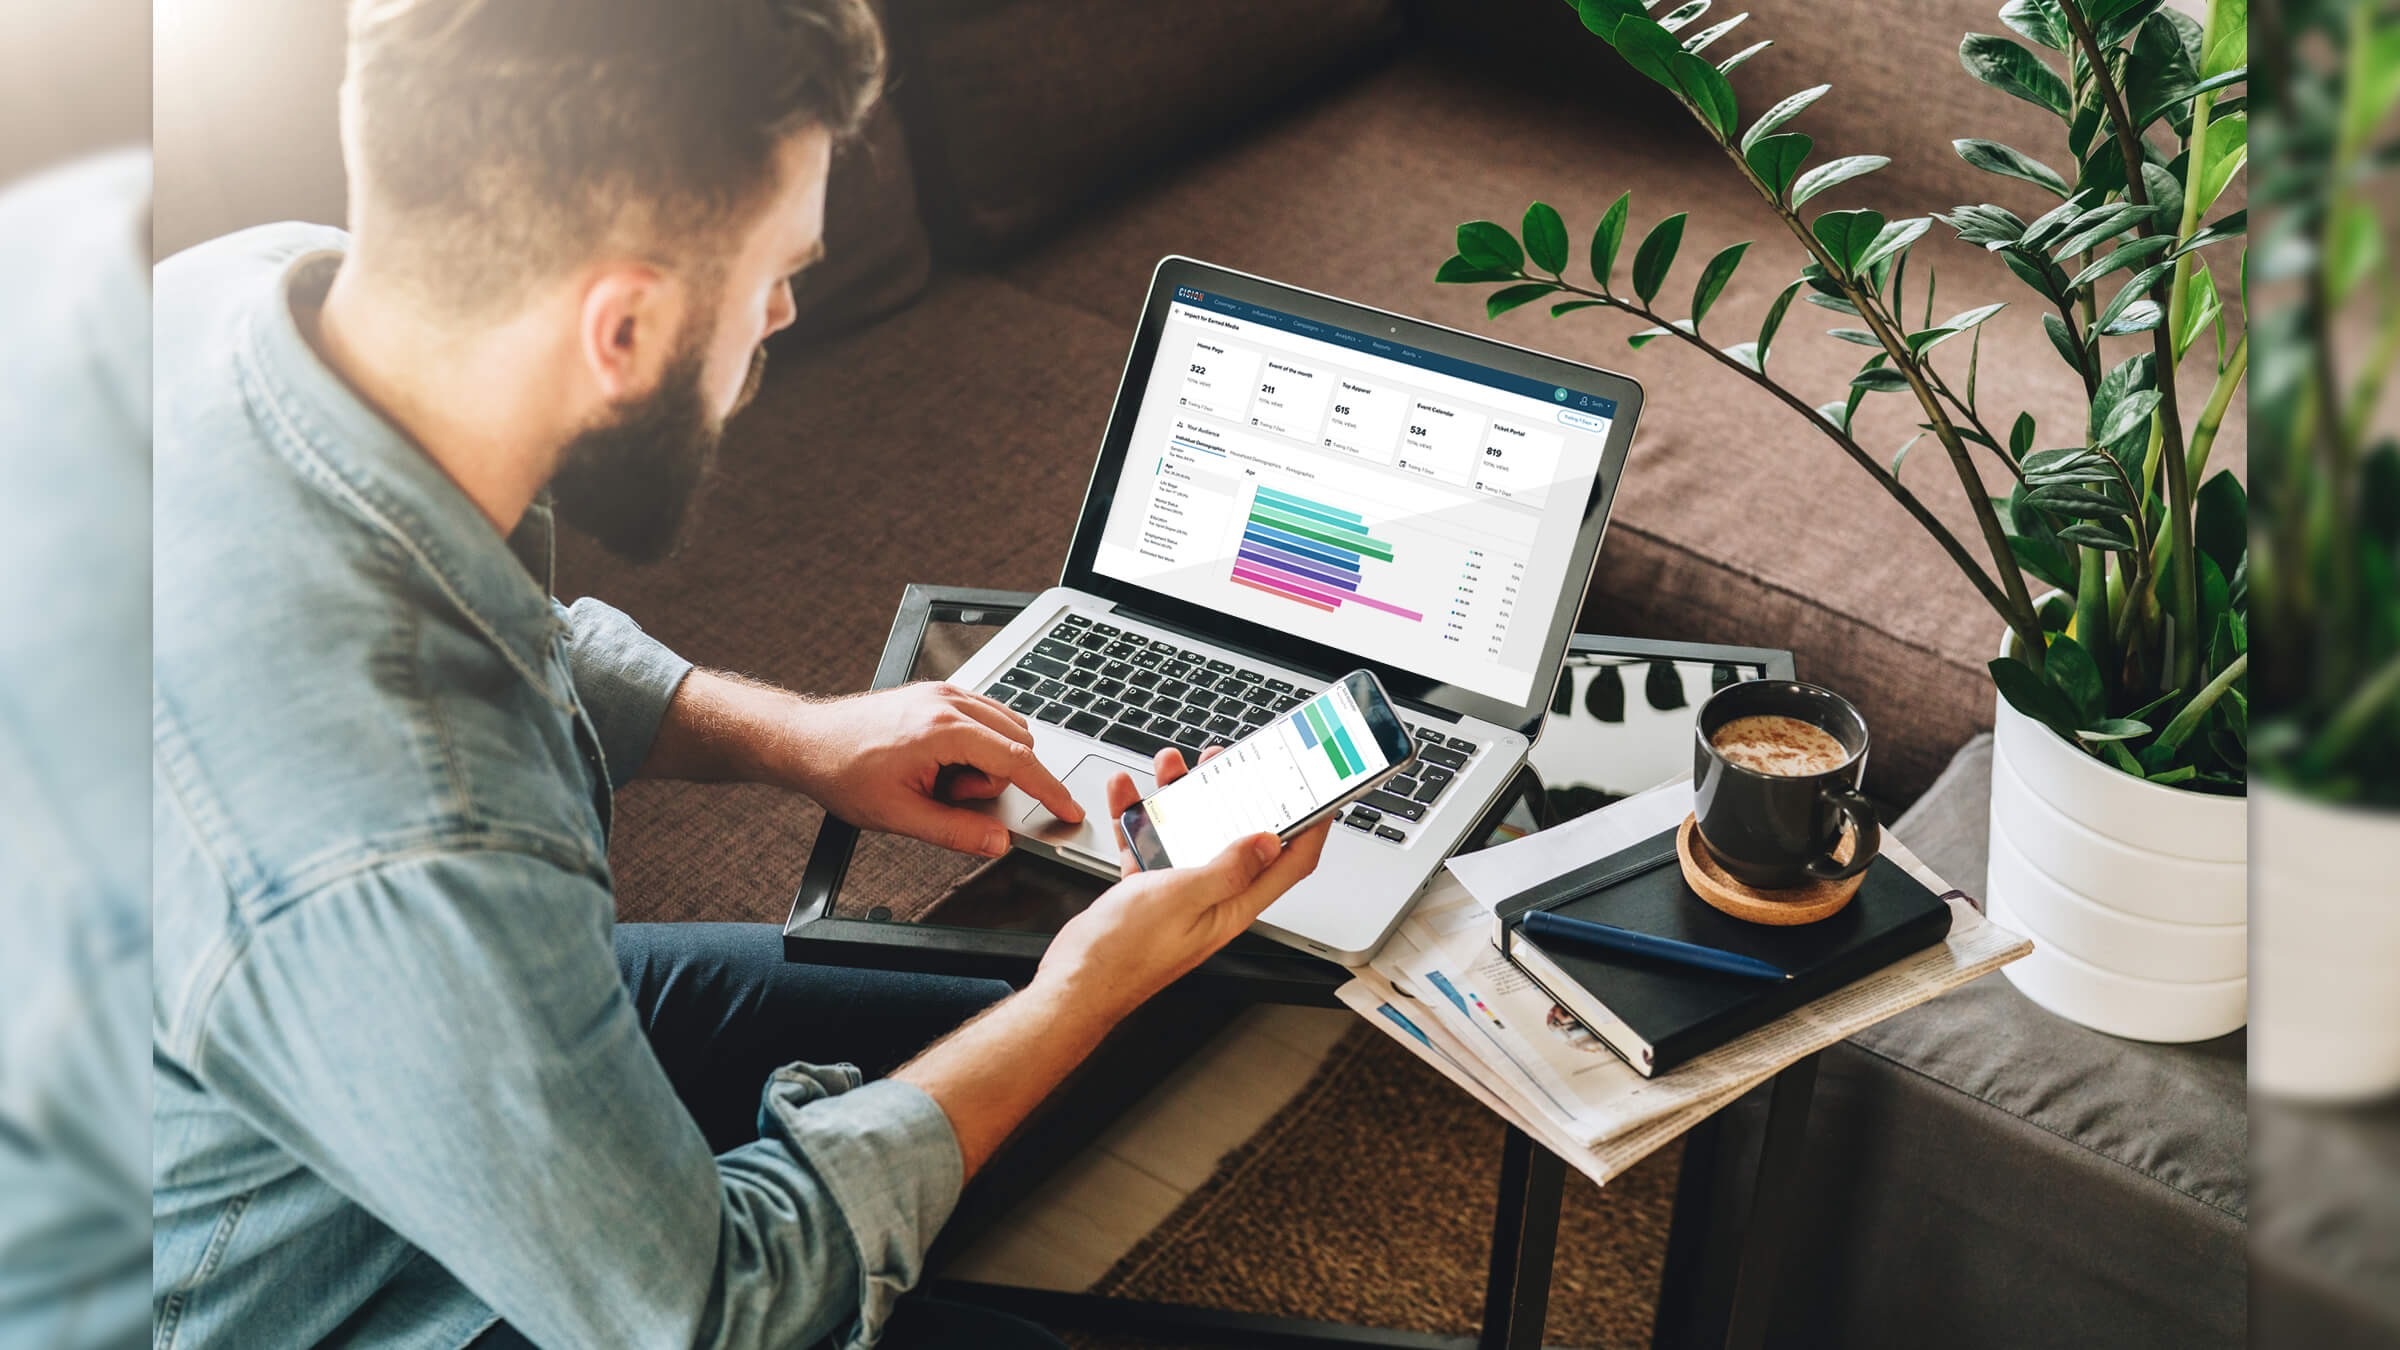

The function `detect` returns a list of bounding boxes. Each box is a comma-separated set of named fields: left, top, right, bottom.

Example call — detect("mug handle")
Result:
left=1804, top=784, right=1882, bottom=881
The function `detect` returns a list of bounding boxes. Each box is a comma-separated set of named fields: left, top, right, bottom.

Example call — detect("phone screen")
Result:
left=1140, top=677, right=1401, bottom=865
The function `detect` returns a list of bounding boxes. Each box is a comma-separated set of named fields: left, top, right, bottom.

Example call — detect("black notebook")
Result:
left=1490, top=827, right=1953, bottom=1077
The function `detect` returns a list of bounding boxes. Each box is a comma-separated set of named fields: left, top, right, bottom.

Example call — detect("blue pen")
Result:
left=1522, top=910, right=1790, bottom=981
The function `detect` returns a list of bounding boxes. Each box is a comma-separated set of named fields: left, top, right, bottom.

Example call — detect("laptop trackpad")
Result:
left=1020, top=755, right=1155, bottom=863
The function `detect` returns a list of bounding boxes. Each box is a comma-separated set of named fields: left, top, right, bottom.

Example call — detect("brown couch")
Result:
left=155, top=0, right=2232, bottom=928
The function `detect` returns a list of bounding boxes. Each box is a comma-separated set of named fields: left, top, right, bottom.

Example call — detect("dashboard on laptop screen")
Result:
left=1089, top=286, right=1621, bottom=707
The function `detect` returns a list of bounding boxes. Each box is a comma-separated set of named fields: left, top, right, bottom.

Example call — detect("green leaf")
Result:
left=1791, top=155, right=1889, bottom=208
left=1851, top=365, right=1912, bottom=393
left=2052, top=202, right=2160, bottom=259
left=1655, top=0, right=1711, bottom=32
left=2174, top=258, right=2222, bottom=360
left=2094, top=387, right=2162, bottom=451
left=1573, top=0, right=1648, bottom=39
left=2171, top=209, right=2246, bottom=258
left=2330, top=201, right=2382, bottom=303
left=1631, top=212, right=1688, bottom=304
left=1682, top=13, right=1751, bottom=54
left=2141, top=162, right=2185, bottom=231
left=2000, top=0, right=2065, bottom=50
left=2342, top=23, right=2400, bottom=156
left=1953, top=139, right=2071, bottom=197
left=1741, top=83, right=1831, bottom=153
left=1744, top=133, right=1814, bottom=200
left=1689, top=241, right=1751, bottom=325
left=1723, top=340, right=1763, bottom=371
left=2019, top=191, right=2095, bottom=251
left=2195, top=469, right=2246, bottom=578
left=2094, top=262, right=2170, bottom=333
left=1716, top=39, right=1773, bottom=74
left=1855, top=217, right=1932, bottom=276
left=2126, top=12, right=2198, bottom=132
left=2027, top=484, right=2133, bottom=518
left=1941, top=203, right=2030, bottom=249
left=1805, top=292, right=1862, bottom=316
left=2201, top=0, right=2246, bottom=78
left=1551, top=300, right=1609, bottom=316
left=2099, top=299, right=2163, bottom=336
left=1827, top=327, right=1881, bottom=346
left=2010, top=412, right=2036, bottom=462
left=2076, top=718, right=2153, bottom=743
left=1889, top=431, right=1924, bottom=478
left=1813, top=207, right=1888, bottom=274
left=1522, top=202, right=1569, bottom=275
left=1960, top=33, right=2070, bottom=118
left=2058, top=519, right=2137, bottom=549
left=2041, top=311, right=2084, bottom=373
left=2193, top=111, right=2247, bottom=219
left=1437, top=254, right=1520, bottom=285
left=2044, top=634, right=2106, bottom=721
left=1615, top=17, right=1741, bottom=139
left=1457, top=221, right=1523, bottom=274
left=1753, top=277, right=1803, bottom=366
left=2065, top=234, right=2174, bottom=289
left=1628, top=319, right=1696, bottom=348
left=2134, top=67, right=2248, bottom=128
left=1487, top=282, right=1561, bottom=318
left=1990, top=656, right=2081, bottom=738
left=1591, top=190, right=1632, bottom=289
left=2094, top=0, right=2169, bottom=49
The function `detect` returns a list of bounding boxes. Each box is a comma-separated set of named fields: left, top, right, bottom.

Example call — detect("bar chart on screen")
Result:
left=1230, top=486, right=1424, bottom=621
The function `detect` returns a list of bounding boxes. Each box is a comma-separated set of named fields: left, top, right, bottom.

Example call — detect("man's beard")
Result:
left=548, top=341, right=766, bottom=565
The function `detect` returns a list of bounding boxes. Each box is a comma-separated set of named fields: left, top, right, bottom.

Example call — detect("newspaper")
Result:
left=1336, top=778, right=2032, bottom=1184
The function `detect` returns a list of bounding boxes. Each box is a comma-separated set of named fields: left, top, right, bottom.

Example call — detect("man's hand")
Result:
left=775, top=682, right=1084, bottom=856
left=1036, top=747, right=1332, bottom=1023
left=895, top=745, right=1330, bottom=1178
left=641, top=672, right=1083, bottom=856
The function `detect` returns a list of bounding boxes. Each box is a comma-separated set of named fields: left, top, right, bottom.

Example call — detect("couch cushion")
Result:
left=880, top=0, right=1408, bottom=260
left=991, top=42, right=2241, bottom=802
left=556, top=275, right=1136, bottom=924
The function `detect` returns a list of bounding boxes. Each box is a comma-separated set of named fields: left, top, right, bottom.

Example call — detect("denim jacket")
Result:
left=151, top=224, right=960, bottom=1350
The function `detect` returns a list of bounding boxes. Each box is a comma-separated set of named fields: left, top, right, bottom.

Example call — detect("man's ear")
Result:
left=576, top=263, right=684, bottom=404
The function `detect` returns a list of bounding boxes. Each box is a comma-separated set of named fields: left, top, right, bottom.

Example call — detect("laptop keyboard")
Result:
left=983, top=613, right=1484, bottom=848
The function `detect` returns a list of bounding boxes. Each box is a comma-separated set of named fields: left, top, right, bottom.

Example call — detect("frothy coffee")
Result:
left=1710, top=714, right=1851, bottom=777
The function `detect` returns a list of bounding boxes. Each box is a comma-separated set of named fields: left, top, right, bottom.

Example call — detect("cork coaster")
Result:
left=1676, top=813, right=1862, bottom=926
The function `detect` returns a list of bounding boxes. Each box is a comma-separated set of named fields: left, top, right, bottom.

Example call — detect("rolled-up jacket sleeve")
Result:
left=558, top=597, right=692, bottom=785
left=191, top=848, right=962, bottom=1350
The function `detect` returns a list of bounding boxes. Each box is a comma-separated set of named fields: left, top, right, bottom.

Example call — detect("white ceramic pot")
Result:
left=2252, top=784, right=2400, bottom=1102
left=1985, top=632, right=2249, bottom=1042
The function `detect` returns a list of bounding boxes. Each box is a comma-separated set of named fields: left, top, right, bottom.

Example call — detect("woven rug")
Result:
left=1061, top=1023, right=1683, bottom=1350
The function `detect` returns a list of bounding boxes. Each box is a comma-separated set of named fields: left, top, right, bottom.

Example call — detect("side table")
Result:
left=784, top=584, right=1807, bottom=1349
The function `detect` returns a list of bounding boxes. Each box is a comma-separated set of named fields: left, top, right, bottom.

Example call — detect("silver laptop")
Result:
left=948, top=257, right=1643, bottom=963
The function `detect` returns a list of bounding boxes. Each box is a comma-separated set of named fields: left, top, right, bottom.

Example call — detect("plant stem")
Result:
left=2056, top=0, right=2199, bottom=691
left=2155, top=650, right=2247, bottom=753
left=2186, top=332, right=2248, bottom=482
left=1700, top=135, right=2047, bottom=667
left=2311, top=648, right=2400, bottom=767
left=1538, top=276, right=2025, bottom=627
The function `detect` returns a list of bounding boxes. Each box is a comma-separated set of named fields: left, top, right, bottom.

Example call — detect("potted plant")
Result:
left=2250, top=0, right=2400, bottom=1100
left=1431, top=0, right=2250, bottom=1039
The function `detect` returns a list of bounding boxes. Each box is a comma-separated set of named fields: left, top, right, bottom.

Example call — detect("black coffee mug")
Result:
left=1692, top=679, right=1881, bottom=890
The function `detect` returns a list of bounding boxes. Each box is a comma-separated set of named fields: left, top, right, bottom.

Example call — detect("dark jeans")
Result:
left=474, top=922, right=1064, bottom=1350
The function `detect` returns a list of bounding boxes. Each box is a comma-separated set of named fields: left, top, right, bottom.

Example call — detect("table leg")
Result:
left=1479, top=1125, right=1567, bottom=1350
left=1719, top=1053, right=1820, bottom=1350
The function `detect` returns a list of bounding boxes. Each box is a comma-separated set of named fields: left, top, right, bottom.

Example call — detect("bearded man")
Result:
left=149, top=3, right=1325, bottom=1347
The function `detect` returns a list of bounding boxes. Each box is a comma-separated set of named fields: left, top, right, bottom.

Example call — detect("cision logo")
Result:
left=1175, top=286, right=1205, bottom=303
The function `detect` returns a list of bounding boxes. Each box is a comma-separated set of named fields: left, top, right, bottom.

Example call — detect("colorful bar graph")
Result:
left=1232, top=488, right=1423, bottom=623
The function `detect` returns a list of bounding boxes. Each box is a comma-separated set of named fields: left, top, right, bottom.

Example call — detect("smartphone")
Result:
left=1118, top=669, right=1415, bottom=871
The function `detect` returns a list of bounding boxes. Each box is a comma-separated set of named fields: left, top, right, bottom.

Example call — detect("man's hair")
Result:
left=343, top=0, right=883, bottom=314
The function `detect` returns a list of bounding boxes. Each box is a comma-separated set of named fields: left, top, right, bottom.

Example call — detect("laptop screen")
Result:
left=1089, top=287, right=1622, bottom=706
